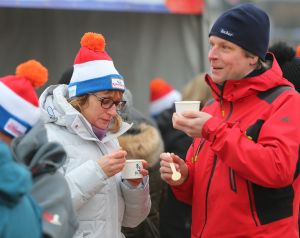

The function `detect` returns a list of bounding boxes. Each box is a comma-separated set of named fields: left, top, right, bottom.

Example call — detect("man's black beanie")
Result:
left=209, top=3, right=270, bottom=60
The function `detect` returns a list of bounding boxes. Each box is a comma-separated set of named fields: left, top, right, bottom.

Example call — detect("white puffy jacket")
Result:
left=39, top=85, right=151, bottom=238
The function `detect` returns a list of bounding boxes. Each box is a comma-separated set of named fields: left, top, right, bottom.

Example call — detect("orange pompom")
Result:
left=16, top=59, right=48, bottom=88
left=80, top=32, right=106, bottom=52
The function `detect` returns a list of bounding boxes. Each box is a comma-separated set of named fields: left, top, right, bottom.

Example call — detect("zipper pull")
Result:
left=221, top=100, right=225, bottom=117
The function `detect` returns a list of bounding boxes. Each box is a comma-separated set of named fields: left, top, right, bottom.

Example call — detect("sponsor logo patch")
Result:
left=4, top=118, right=27, bottom=137
left=111, top=78, right=125, bottom=90
left=220, top=28, right=233, bottom=37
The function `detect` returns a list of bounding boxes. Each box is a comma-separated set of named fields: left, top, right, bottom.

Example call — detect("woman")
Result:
left=39, top=32, right=151, bottom=238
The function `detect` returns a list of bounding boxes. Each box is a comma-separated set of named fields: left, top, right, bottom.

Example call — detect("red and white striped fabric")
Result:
left=0, top=59, right=48, bottom=138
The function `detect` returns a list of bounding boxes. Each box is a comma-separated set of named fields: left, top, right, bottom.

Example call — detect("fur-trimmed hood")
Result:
left=118, top=123, right=164, bottom=167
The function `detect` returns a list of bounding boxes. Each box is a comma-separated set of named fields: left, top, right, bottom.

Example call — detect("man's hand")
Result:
left=159, top=152, right=188, bottom=186
left=172, top=111, right=212, bottom=137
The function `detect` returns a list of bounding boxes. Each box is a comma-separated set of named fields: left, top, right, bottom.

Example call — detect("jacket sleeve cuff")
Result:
left=202, top=117, right=224, bottom=142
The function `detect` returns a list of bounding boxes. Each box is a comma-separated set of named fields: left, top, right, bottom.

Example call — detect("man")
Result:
left=160, top=3, right=300, bottom=237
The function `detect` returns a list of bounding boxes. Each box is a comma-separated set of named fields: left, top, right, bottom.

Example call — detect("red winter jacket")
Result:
left=172, top=54, right=300, bottom=238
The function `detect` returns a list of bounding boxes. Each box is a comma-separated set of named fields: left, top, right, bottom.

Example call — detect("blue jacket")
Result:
left=0, top=141, right=42, bottom=238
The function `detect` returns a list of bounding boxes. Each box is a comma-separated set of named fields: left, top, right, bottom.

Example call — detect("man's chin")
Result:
left=211, top=76, right=225, bottom=84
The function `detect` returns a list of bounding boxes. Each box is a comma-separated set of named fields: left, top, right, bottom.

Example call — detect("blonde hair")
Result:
left=69, top=91, right=123, bottom=133
left=181, top=73, right=212, bottom=109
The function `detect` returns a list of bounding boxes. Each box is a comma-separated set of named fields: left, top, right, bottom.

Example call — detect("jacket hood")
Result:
left=205, top=53, right=295, bottom=102
left=39, top=84, right=76, bottom=125
left=118, top=123, right=164, bottom=167
left=11, top=122, right=66, bottom=177
left=0, top=141, right=32, bottom=204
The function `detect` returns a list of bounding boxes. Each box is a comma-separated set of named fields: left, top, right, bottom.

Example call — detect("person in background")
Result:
left=149, top=77, right=182, bottom=119
left=269, top=41, right=300, bottom=92
left=0, top=59, right=78, bottom=238
left=269, top=41, right=300, bottom=235
left=120, top=88, right=164, bottom=238
left=12, top=122, right=79, bottom=238
left=296, top=44, right=300, bottom=58
left=121, top=88, right=157, bottom=128
left=149, top=78, right=192, bottom=238
left=160, top=3, right=300, bottom=237
left=59, top=66, right=74, bottom=85
left=39, top=32, right=151, bottom=238
left=0, top=140, right=41, bottom=238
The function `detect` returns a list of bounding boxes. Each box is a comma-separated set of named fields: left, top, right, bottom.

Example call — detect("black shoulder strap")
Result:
left=257, top=86, right=294, bottom=104
left=246, top=86, right=293, bottom=142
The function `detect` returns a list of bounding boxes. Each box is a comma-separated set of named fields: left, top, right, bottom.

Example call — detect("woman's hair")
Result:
left=69, top=91, right=123, bottom=133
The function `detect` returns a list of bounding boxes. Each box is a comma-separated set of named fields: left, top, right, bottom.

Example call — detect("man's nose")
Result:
left=208, top=46, right=218, bottom=61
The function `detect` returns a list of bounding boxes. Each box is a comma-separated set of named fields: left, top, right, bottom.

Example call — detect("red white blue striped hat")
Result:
left=0, top=60, right=48, bottom=138
left=68, top=32, right=125, bottom=98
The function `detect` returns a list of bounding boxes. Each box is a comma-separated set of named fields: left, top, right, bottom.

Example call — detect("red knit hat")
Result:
left=149, top=78, right=181, bottom=117
left=0, top=60, right=48, bottom=138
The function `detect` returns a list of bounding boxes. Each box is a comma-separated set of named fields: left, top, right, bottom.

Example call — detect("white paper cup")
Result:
left=175, top=101, right=201, bottom=114
left=121, top=160, right=143, bottom=179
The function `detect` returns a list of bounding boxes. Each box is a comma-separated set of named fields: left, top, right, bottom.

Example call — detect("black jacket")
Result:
left=155, top=106, right=192, bottom=238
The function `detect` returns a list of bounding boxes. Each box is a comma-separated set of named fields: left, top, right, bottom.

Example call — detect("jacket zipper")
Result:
left=229, top=168, right=237, bottom=192
left=199, top=155, right=217, bottom=237
left=199, top=98, right=233, bottom=237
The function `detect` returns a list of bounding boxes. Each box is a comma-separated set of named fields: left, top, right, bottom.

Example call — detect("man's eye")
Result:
left=222, top=45, right=230, bottom=50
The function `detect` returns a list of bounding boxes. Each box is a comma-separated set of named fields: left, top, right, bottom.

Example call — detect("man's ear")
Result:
left=249, top=55, right=259, bottom=66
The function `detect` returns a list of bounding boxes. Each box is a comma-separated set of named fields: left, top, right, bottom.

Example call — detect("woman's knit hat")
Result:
left=209, top=3, right=270, bottom=60
left=68, top=32, right=125, bottom=98
left=0, top=60, right=48, bottom=138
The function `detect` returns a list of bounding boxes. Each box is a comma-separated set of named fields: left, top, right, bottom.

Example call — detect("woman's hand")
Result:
left=159, top=152, right=188, bottom=186
left=125, top=160, right=149, bottom=187
left=97, top=149, right=127, bottom=177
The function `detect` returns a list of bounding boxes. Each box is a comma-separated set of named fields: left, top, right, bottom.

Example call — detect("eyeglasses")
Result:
left=89, top=93, right=126, bottom=111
